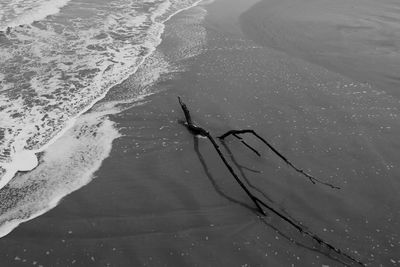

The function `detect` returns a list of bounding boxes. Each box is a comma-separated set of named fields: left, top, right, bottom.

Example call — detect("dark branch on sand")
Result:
left=232, top=133, right=261, bottom=157
left=178, top=97, right=265, bottom=215
left=177, top=96, right=364, bottom=266
left=219, top=129, right=340, bottom=189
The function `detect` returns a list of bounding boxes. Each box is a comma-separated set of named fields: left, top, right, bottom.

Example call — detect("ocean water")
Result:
left=0, top=0, right=204, bottom=236
left=0, top=0, right=201, bottom=187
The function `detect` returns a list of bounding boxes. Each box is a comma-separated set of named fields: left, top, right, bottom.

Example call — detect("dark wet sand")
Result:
left=0, top=0, right=400, bottom=266
left=240, top=0, right=400, bottom=99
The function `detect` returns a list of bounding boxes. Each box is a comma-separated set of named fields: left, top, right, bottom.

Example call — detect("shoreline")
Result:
left=0, top=0, right=399, bottom=266
left=0, top=0, right=205, bottom=239
left=0, top=0, right=204, bottom=191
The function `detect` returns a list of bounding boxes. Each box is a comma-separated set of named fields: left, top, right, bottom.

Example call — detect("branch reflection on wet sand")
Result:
left=193, top=136, right=358, bottom=266
left=179, top=97, right=364, bottom=266
left=193, top=136, right=255, bottom=212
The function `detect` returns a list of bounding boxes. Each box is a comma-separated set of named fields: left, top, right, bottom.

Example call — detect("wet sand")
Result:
left=240, top=0, right=400, bottom=98
left=0, top=0, right=399, bottom=266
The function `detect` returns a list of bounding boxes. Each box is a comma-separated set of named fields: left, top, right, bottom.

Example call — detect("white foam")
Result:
left=0, top=0, right=204, bottom=189
left=0, top=151, right=38, bottom=190
left=0, top=111, right=120, bottom=238
left=0, top=0, right=72, bottom=30
left=0, top=0, right=208, bottom=238
left=165, top=5, right=207, bottom=61
left=0, top=51, right=174, bottom=235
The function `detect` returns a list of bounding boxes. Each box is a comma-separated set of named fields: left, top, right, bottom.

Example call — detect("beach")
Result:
left=0, top=0, right=400, bottom=266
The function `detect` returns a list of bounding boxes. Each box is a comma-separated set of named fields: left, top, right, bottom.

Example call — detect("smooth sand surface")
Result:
left=240, top=0, right=400, bottom=98
left=0, top=0, right=399, bottom=266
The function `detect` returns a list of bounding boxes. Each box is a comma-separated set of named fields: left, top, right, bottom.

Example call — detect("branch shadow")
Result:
left=192, top=136, right=255, bottom=212
left=193, top=136, right=359, bottom=266
left=256, top=215, right=356, bottom=266
left=220, top=141, right=273, bottom=203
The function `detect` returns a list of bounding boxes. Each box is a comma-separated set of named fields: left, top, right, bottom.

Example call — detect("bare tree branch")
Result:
left=177, top=97, right=364, bottom=266
left=219, top=129, right=340, bottom=189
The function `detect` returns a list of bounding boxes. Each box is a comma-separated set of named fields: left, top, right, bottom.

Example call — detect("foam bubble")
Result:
left=0, top=150, right=38, bottom=189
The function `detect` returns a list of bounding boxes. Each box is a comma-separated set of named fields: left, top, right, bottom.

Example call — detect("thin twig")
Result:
left=220, top=141, right=273, bottom=203
left=193, top=136, right=254, bottom=211
left=219, top=129, right=340, bottom=189
left=178, top=97, right=265, bottom=215
left=177, top=97, right=364, bottom=266
left=253, top=196, right=364, bottom=266
left=205, top=133, right=266, bottom=215
left=233, top=134, right=261, bottom=157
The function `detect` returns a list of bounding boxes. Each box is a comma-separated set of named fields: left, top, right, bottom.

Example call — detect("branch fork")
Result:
left=177, top=97, right=364, bottom=266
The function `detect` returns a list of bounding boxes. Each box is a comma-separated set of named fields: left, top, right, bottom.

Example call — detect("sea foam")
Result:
left=0, top=35, right=174, bottom=239
left=0, top=0, right=72, bottom=30
left=0, top=111, right=120, bottom=238
left=0, top=0, right=202, bottom=189
left=0, top=0, right=207, bottom=237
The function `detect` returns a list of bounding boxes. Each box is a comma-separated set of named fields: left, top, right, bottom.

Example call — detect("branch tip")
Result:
left=178, top=98, right=362, bottom=266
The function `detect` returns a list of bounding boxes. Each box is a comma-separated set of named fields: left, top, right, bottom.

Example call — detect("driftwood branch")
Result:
left=193, top=136, right=254, bottom=211
left=232, top=133, right=261, bottom=156
left=220, top=138, right=363, bottom=266
left=219, top=129, right=340, bottom=189
left=220, top=141, right=273, bottom=204
left=178, top=97, right=265, bottom=215
left=177, top=97, right=364, bottom=266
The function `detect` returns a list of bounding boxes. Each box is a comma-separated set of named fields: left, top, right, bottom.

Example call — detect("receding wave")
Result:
left=0, top=110, right=120, bottom=238
left=0, top=46, right=171, bottom=239
left=0, top=0, right=202, bottom=189
left=0, top=0, right=208, bottom=238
